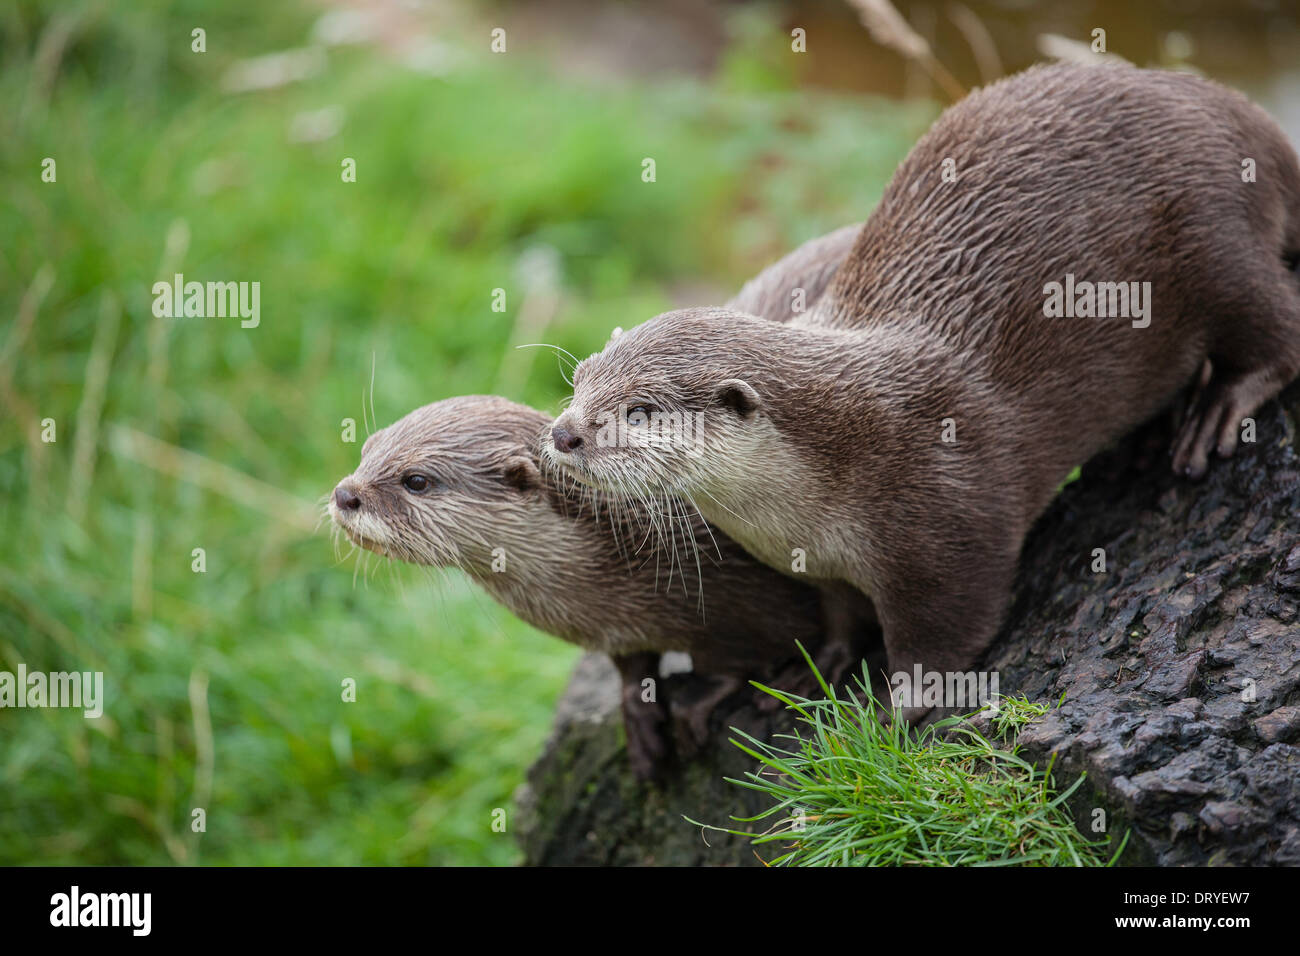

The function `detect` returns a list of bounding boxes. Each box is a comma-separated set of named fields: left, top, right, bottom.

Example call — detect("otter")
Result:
left=330, top=225, right=865, bottom=779
left=330, top=396, right=872, bottom=779
left=545, top=63, right=1300, bottom=711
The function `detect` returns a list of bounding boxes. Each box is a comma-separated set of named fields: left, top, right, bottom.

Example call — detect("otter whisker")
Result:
left=516, top=343, right=579, bottom=387
left=662, top=483, right=704, bottom=607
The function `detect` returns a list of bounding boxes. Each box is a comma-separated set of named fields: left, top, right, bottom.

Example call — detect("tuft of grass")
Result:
left=689, top=645, right=1125, bottom=866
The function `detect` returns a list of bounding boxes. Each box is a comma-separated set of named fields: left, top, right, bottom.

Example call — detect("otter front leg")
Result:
left=872, top=556, right=1014, bottom=723
left=755, top=586, right=880, bottom=711
left=610, top=652, right=671, bottom=782
left=1171, top=274, right=1300, bottom=479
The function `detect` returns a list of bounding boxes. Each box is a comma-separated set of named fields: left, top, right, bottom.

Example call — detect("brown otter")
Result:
left=330, top=226, right=866, bottom=779
left=330, top=396, right=873, bottom=779
left=545, top=62, right=1300, bottom=711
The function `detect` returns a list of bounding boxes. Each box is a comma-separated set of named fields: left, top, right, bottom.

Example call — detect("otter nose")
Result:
left=334, top=486, right=361, bottom=511
left=552, top=426, right=583, bottom=453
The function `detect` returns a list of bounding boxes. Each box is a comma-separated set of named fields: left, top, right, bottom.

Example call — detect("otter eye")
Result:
left=625, top=404, right=656, bottom=427
left=402, top=474, right=433, bottom=493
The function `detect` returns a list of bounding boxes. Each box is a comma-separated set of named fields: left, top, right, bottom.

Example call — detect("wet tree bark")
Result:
left=516, top=385, right=1300, bottom=866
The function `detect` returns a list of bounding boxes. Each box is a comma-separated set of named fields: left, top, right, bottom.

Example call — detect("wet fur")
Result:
left=550, top=62, right=1300, bottom=695
left=331, top=226, right=865, bottom=778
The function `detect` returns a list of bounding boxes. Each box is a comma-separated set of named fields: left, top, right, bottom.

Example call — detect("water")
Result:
left=504, top=0, right=1300, bottom=144
left=793, top=0, right=1300, bottom=143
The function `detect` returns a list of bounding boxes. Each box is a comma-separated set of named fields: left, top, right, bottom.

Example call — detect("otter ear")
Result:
left=502, top=455, right=541, bottom=492
left=714, top=379, right=761, bottom=420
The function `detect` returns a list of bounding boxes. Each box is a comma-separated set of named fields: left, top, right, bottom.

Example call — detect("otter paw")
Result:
left=621, top=693, right=671, bottom=783
left=669, top=674, right=743, bottom=754
left=754, top=640, right=865, bottom=712
left=753, top=663, right=823, bottom=711
left=1170, top=377, right=1258, bottom=480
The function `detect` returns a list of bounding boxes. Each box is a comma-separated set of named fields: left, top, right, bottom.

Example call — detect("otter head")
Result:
left=545, top=307, right=768, bottom=500
left=330, top=396, right=549, bottom=572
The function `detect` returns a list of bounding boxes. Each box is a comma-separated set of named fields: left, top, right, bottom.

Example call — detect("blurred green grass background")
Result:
left=0, top=0, right=929, bottom=864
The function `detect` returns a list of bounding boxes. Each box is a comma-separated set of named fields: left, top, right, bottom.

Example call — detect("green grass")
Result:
left=689, top=649, right=1124, bottom=866
left=0, top=0, right=930, bottom=864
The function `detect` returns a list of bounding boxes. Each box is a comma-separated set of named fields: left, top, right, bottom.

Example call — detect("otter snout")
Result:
left=551, top=425, right=583, bottom=453
left=334, top=485, right=361, bottom=511
left=329, top=479, right=390, bottom=557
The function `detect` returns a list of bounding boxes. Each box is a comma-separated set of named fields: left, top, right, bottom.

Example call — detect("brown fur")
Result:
left=332, top=395, right=843, bottom=778
left=333, top=395, right=833, bottom=662
left=548, top=63, right=1300, bottom=701
left=330, top=226, right=863, bottom=778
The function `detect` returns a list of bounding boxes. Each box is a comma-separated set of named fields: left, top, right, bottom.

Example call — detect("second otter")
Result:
left=547, top=63, right=1300, bottom=706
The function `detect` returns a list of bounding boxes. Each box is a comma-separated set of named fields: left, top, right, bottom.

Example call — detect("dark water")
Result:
left=506, top=0, right=1300, bottom=144
left=792, top=0, right=1300, bottom=143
